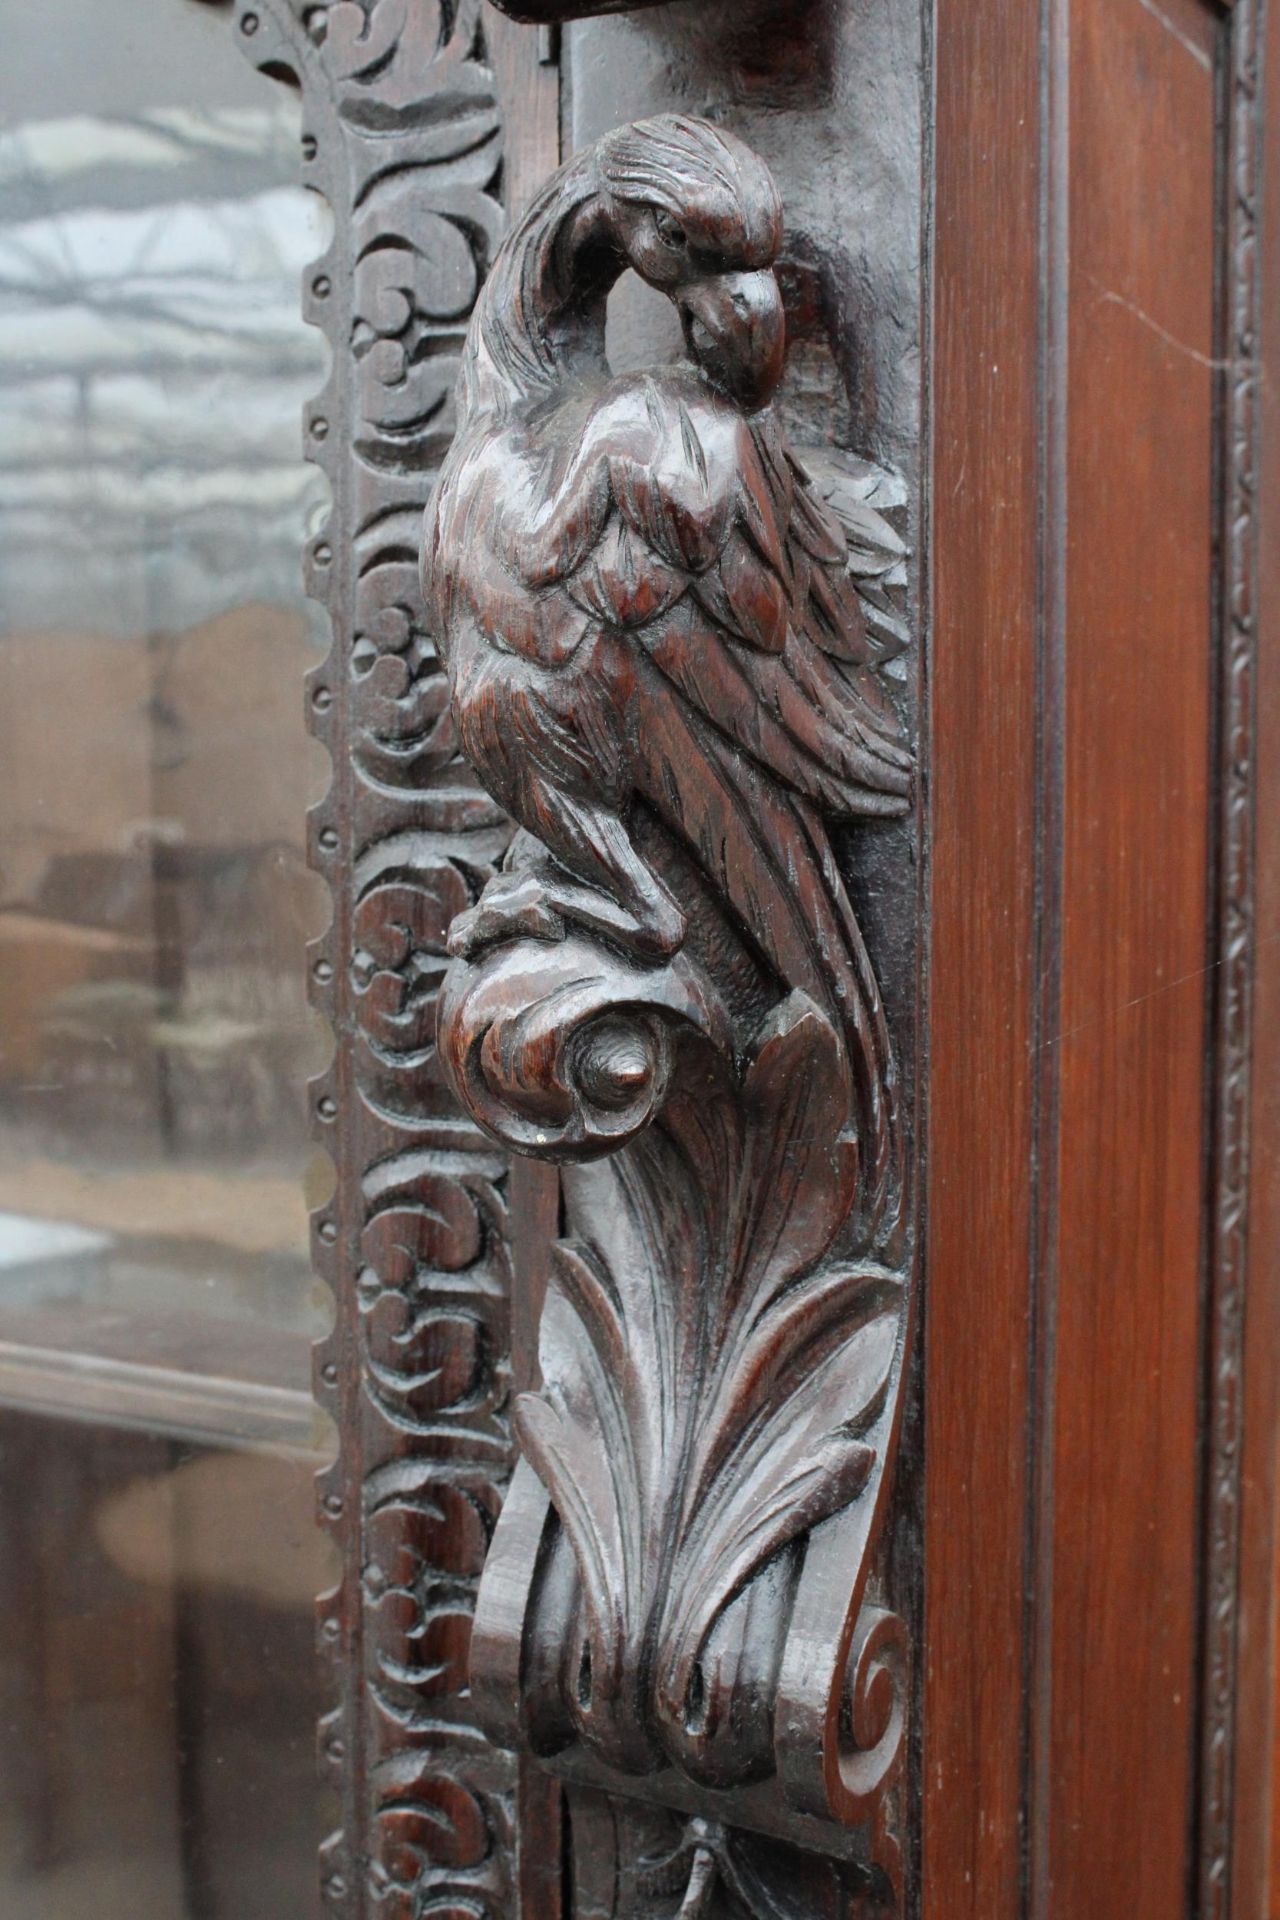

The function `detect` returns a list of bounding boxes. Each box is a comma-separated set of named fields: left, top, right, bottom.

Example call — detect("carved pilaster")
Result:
left=426, top=115, right=917, bottom=1914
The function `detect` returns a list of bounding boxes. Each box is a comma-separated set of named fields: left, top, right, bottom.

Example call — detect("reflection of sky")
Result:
left=0, top=105, right=329, bottom=639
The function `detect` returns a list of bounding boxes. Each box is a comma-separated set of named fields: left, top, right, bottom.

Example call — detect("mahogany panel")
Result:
left=1044, top=1, right=1218, bottom=1915
left=924, top=2, right=1041, bottom=1916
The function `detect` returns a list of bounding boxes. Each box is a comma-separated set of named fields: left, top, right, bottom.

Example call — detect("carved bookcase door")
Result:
left=223, top=1, right=1280, bottom=1918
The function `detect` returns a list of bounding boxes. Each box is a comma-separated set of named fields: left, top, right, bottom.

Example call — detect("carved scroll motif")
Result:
left=426, top=115, right=916, bottom=1910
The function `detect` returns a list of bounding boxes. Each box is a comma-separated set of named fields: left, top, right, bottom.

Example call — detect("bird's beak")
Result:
left=678, top=268, right=785, bottom=412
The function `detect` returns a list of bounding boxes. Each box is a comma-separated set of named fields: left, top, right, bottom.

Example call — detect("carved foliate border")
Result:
left=1200, top=0, right=1266, bottom=1909
left=227, top=5, right=536, bottom=1914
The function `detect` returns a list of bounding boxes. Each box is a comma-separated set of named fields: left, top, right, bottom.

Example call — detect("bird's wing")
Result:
left=492, top=370, right=912, bottom=821
left=482, top=371, right=907, bottom=1223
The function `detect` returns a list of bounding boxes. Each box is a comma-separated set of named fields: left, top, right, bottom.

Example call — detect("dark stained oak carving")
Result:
left=201, top=1, right=1278, bottom=1912
left=206, top=1, right=1280, bottom=1911
left=423, top=115, right=915, bottom=1909
left=198, top=0, right=1280, bottom=1911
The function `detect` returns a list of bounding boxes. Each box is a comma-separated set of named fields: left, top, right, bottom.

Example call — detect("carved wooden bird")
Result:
left=423, top=114, right=912, bottom=1227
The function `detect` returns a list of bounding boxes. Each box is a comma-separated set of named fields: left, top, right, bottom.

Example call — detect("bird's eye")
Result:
left=653, top=210, right=687, bottom=250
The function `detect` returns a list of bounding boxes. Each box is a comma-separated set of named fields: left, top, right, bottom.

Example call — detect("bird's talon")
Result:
left=447, top=888, right=567, bottom=960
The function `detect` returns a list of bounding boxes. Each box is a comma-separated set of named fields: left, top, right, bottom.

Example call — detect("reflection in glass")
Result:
left=0, top=1, right=332, bottom=1913
left=0, top=21, right=329, bottom=1412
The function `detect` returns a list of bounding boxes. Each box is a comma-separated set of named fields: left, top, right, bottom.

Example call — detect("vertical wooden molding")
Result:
left=1047, top=0, right=1216, bottom=1909
left=926, top=0, right=1041, bottom=1911
left=1232, top=1, right=1280, bottom=1906
left=1026, top=0, right=1070, bottom=1908
left=1206, top=2, right=1270, bottom=1912
left=931, top=1, right=1274, bottom=1914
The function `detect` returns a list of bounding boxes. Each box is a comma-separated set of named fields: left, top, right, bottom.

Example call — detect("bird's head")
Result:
left=596, top=115, right=786, bottom=413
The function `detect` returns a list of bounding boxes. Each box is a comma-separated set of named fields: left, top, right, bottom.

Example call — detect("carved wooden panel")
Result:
left=217, top=0, right=1278, bottom=1916
left=222, top=1, right=926, bottom=1912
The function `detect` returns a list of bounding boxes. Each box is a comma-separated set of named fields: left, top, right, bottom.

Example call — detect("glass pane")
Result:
left=0, top=0, right=332, bottom=1912
left=0, top=1411, right=326, bottom=1918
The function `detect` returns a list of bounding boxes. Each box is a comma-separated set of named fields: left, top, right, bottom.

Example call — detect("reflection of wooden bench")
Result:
left=0, top=910, right=151, bottom=1082
left=1, top=1405, right=329, bottom=1906
left=0, top=1341, right=318, bottom=1455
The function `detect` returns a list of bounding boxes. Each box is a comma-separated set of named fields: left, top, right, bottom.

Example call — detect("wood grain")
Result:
left=928, top=3, right=1247, bottom=1915
left=924, top=0, right=1041, bottom=1913
left=1042, top=1, right=1217, bottom=1913
left=1233, top=0, right=1280, bottom=1908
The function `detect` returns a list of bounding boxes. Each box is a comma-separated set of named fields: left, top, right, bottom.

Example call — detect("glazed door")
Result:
left=3, top=1, right=1277, bottom=1918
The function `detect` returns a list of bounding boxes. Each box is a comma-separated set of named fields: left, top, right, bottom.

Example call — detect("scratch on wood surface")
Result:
left=1084, top=271, right=1225, bottom=373
left=1135, top=0, right=1213, bottom=71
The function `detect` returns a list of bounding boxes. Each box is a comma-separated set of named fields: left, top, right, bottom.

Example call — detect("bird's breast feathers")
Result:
left=425, top=363, right=911, bottom=817
left=429, top=368, right=797, bottom=655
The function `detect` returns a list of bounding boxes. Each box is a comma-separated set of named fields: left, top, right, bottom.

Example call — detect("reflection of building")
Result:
left=0, top=609, right=324, bottom=1165
left=0, top=106, right=327, bottom=635
left=0, top=102, right=328, bottom=1173
left=0, top=38, right=332, bottom=1918
left=0, top=85, right=332, bottom=1365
